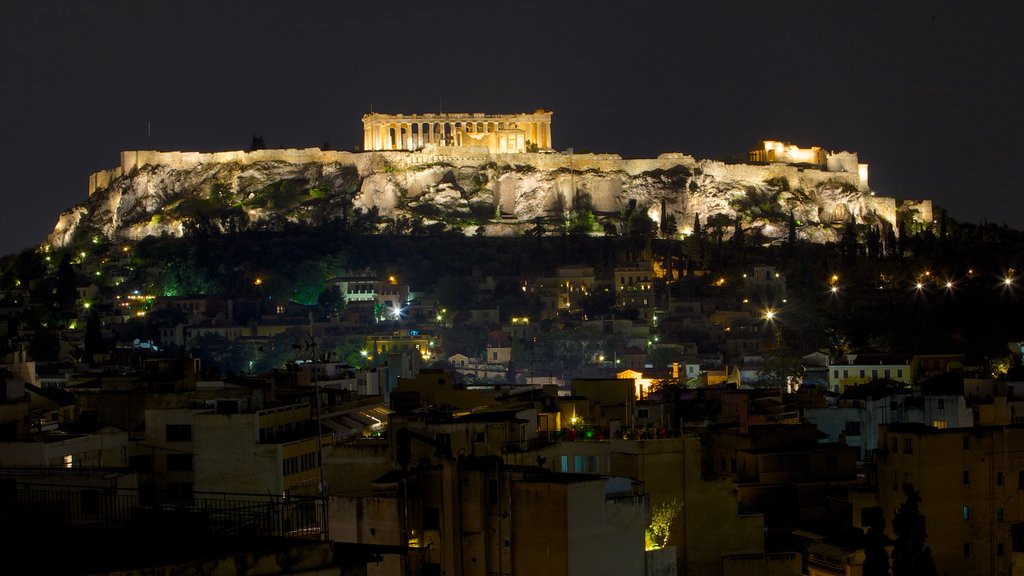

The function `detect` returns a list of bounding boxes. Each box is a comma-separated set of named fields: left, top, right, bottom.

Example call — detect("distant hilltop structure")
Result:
left=749, top=140, right=869, bottom=192
left=362, top=110, right=553, bottom=154
left=56, top=109, right=934, bottom=249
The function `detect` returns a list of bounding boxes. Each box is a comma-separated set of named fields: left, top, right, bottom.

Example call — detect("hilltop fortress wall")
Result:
left=90, top=145, right=869, bottom=197
left=83, top=143, right=906, bottom=238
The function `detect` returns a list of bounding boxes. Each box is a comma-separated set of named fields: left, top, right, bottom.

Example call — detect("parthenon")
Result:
left=362, top=110, right=553, bottom=154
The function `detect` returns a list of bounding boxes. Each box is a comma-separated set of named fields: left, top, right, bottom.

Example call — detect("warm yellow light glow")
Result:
left=831, top=286, right=839, bottom=294
left=254, top=278, right=263, bottom=286
left=915, top=282, right=924, bottom=290
left=764, top=309, right=776, bottom=320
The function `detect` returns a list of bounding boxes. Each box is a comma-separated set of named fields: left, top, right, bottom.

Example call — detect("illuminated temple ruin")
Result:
left=362, top=110, right=553, bottom=154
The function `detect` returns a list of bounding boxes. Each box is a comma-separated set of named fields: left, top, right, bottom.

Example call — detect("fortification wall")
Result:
left=869, top=196, right=898, bottom=228
left=89, top=148, right=365, bottom=196
left=900, top=199, right=934, bottom=224
left=698, top=160, right=861, bottom=191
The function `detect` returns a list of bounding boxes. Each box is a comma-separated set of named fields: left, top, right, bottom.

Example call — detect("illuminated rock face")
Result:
left=50, top=126, right=928, bottom=248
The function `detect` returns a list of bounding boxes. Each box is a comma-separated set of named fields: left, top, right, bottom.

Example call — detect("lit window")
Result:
left=963, top=506, right=970, bottom=520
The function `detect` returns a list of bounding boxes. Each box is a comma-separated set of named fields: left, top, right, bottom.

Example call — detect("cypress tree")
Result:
left=862, top=507, right=891, bottom=576
left=891, top=483, right=937, bottom=576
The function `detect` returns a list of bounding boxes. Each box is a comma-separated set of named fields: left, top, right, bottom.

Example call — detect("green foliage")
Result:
left=55, top=253, right=77, bottom=311
left=764, top=176, right=790, bottom=191
left=755, top=354, right=803, bottom=388
left=308, top=185, right=330, bottom=199
left=729, top=186, right=786, bottom=223
left=646, top=499, right=682, bottom=549
left=246, top=179, right=308, bottom=211
left=564, top=209, right=597, bottom=235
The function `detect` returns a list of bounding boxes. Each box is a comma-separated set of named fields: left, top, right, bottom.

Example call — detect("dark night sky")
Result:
left=2, top=1, right=1022, bottom=256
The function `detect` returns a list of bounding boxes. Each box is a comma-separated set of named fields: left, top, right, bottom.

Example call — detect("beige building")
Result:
left=144, top=403, right=330, bottom=497
left=614, top=261, right=655, bottom=320
left=875, top=423, right=1024, bottom=576
left=611, top=436, right=800, bottom=576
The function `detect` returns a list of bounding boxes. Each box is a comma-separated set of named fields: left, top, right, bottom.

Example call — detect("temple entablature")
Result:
left=362, top=110, right=553, bottom=154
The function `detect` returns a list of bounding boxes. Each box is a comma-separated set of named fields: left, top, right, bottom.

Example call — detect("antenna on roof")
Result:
left=439, top=96, right=442, bottom=114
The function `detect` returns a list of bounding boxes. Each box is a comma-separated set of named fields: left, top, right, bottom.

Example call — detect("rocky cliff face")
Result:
left=48, top=147, right=915, bottom=248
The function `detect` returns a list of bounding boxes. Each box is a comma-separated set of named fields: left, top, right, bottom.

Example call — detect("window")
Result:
left=892, top=436, right=899, bottom=453
left=897, top=369, right=903, bottom=378
left=165, top=424, right=192, bottom=442
left=424, top=507, right=440, bottom=530
left=129, top=454, right=153, bottom=473
left=997, top=472, right=1004, bottom=486
left=998, top=543, right=1004, bottom=557
left=574, top=455, right=597, bottom=473
left=833, top=370, right=839, bottom=379
left=884, top=369, right=891, bottom=379
left=474, top=432, right=485, bottom=443
left=963, top=435, right=970, bottom=450
left=963, top=506, right=970, bottom=520
left=844, top=421, right=862, bottom=436
left=963, top=543, right=971, bottom=558
left=963, top=471, right=970, bottom=485
left=843, top=369, right=849, bottom=378
left=903, top=438, right=913, bottom=455
left=860, top=370, right=865, bottom=378
left=560, top=455, right=569, bottom=472
left=872, top=369, right=878, bottom=379
left=167, top=454, right=193, bottom=472
left=997, top=508, right=1004, bottom=522
left=932, top=420, right=947, bottom=429
left=937, top=399, right=945, bottom=410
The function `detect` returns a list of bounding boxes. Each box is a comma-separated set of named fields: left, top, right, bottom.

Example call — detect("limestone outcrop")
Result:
left=48, top=146, right=929, bottom=248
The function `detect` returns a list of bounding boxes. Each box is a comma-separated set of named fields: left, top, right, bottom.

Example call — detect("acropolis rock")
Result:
left=48, top=111, right=931, bottom=248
